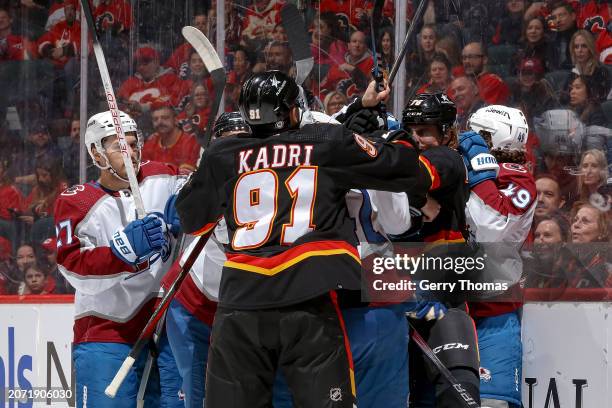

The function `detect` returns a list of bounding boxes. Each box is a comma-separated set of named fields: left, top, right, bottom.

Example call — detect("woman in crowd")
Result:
left=568, top=75, right=607, bottom=127
left=407, top=24, right=438, bottom=89
left=575, top=148, right=609, bottom=208
left=517, top=16, right=554, bottom=73
left=311, top=13, right=347, bottom=78
left=177, top=82, right=211, bottom=139
left=378, top=27, right=394, bottom=73
left=492, top=0, right=527, bottom=45
left=415, top=53, right=453, bottom=94
left=569, top=30, right=610, bottom=101
left=323, top=91, right=347, bottom=116
left=20, top=158, right=67, bottom=226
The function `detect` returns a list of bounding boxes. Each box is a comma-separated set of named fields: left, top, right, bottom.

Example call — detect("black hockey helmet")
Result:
left=402, top=92, right=457, bottom=135
left=213, top=111, right=252, bottom=139
left=239, top=70, right=300, bottom=135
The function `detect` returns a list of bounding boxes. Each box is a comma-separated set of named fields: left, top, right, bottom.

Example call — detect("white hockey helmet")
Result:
left=85, top=110, right=141, bottom=176
left=468, top=105, right=529, bottom=151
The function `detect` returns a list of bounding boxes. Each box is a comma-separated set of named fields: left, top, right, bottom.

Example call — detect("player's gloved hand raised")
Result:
left=344, top=108, right=384, bottom=135
left=458, top=131, right=499, bottom=188
left=164, top=194, right=181, bottom=236
left=110, top=214, right=167, bottom=266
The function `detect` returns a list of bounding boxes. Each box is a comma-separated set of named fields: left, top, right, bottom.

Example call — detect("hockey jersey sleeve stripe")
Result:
left=418, top=155, right=441, bottom=191
left=192, top=220, right=219, bottom=236
left=225, top=240, right=360, bottom=276
left=391, top=140, right=415, bottom=149
left=423, top=229, right=465, bottom=244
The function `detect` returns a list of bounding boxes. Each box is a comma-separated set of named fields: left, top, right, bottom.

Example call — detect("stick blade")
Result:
left=281, top=4, right=311, bottom=62
left=181, top=26, right=223, bottom=72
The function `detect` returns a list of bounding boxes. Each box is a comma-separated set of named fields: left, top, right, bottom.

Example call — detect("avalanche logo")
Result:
left=479, top=367, right=492, bottom=382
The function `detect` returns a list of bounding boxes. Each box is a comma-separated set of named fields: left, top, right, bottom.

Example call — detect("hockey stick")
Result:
left=370, top=0, right=388, bottom=128
left=80, top=0, right=145, bottom=218
left=182, top=26, right=227, bottom=148
left=281, top=4, right=314, bottom=85
left=105, top=229, right=213, bottom=398
left=388, top=0, right=428, bottom=87
left=105, top=27, right=226, bottom=399
left=409, top=322, right=480, bottom=407
left=136, top=311, right=165, bottom=408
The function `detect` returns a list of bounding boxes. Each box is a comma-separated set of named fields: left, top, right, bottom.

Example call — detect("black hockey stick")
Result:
left=80, top=0, right=146, bottom=218
left=105, top=28, right=226, bottom=398
left=105, top=229, right=213, bottom=397
left=370, top=0, right=387, bottom=128
left=281, top=4, right=314, bottom=85
left=409, top=322, right=480, bottom=407
left=388, top=0, right=428, bottom=86
left=182, top=26, right=227, bottom=148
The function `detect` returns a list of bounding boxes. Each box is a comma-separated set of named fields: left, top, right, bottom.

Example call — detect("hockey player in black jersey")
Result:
left=176, top=71, right=430, bottom=408
left=399, top=93, right=481, bottom=408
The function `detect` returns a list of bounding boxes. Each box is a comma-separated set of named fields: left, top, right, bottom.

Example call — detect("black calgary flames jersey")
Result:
left=416, top=146, right=470, bottom=243
left=177, top=123, right=430, bottom=309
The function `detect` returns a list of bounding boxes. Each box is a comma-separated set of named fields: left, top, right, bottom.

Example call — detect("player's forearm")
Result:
left=59, top=245, right=136, bottom=277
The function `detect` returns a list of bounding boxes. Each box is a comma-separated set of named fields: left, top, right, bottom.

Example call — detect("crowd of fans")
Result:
left=0, top=0, right=610, bottom=295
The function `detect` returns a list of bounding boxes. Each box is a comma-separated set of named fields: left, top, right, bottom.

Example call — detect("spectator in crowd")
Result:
left=567, top=202, right=609, bottom=287
left=177, top=82, right=211, bottom=140
left=13, top=122, right=62, bottom=188
left=171, top=48, right=211, bottom=109
left=569, top=29, right=610, bottom=100
left=524, top=212, right=571, bottom=291
left=310, top=13, right=348, bottom=74
left=15, top=243, right=36, bottom=274
left=0, top=7, right=32, bottom=61
left=460, top=41, right=510, bottom=104
left=241, top=0, right=284, bottom=46
left=118, top=45, right=179, bottom=119
left=20, top=158, right=67, bottom=226
left=0, top=254, right=20, bottom=294
left=165, top=10, right=210, bottom=74
left=41, top=236, right=73, bottom=294
left=320, top=30, right=373, bottom=98
left=61, top=117, right=81, bottom=186
left=416, top=52, right=453, bottom=94
left=548, top=1, right=578, bottom=70
left=508, top=57, right=558, bottom=122
left=568, top=74, right=607, bottom=126
left=37, top=0, right=82, bottom=117
left=407, top=24, right=438, bottom=90
left=266, top=41, right=293, bottom=74
left=435, top=35, right=462, bottom=70
left=0, top=158, right=23, bottom=223
left=575, top=148, right=609, bottom=205
left=323, top=90, right=348, bottom=115
left=570, top=201, right=609, bottom=243
left=271, top=23, right=288, bottom=43
left=142, top=103, right=200, bottom=171
left=20, top=264, right=55, bottom=295
left=535, top=174, right=568, bottom=218
left=224, top=75, right=241, bottom=112
left=450, top=75, right=485, bottom=131
left=37, top=0, right=80, bottom=68
left=518, top=16, right=554, bottom=72
left=492, top=0, right=527, bottom=45
left=228, top=47, right=254, bottom=88
left=94, top=0, right=133, bottom=35
left=378, top=27, right=394, bottom=73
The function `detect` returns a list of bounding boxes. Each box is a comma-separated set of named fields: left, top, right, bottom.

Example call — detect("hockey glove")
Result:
left=407, top=300, right=448, bottom=321
left=164, top=194, right=181, bottom=236
left=110, top=214, right=167, bottom=266
left=344, top=108, right=384, bottom=135
left=458, top=131, right=499, bottom=188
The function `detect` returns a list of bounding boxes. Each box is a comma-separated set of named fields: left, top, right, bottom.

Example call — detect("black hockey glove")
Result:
left=344, top=108, right=384, bottom=135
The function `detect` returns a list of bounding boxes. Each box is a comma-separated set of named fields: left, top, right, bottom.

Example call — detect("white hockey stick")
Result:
left=80, top=0, right=145, bottom=218
left=105, top=28, right=226, bottom=399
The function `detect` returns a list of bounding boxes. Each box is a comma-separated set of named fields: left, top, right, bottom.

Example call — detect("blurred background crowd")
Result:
left=0, top=0, right=610, bottom=295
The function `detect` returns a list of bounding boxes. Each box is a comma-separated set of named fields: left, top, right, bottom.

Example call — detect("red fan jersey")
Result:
left=241, top=0, right=285, bottom=40
left=142, top=130, right=200, bottom=171
left=94, top=0, right=133, bottom=32
left=37, top=20, right=82, bottom=68
left=118, top=69, right=179, bottom=108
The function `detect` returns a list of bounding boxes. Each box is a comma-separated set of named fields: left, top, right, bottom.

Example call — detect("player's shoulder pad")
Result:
left=56, top=182, right=107, bottom=220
